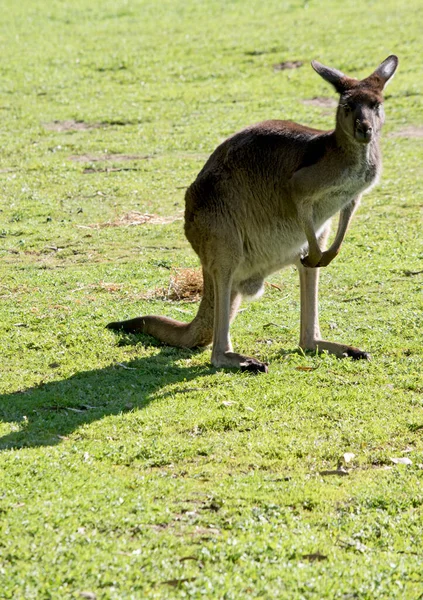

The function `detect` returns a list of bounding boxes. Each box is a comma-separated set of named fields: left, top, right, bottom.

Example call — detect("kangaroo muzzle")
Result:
left=354, top=119, right=373, bottom=143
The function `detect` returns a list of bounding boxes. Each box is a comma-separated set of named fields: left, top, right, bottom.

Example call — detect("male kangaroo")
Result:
left=108, top=56, right=398, bottom=373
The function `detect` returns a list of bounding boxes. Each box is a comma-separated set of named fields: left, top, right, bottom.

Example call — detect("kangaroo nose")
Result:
left=355, top=120, right=373, bottom=142
left=356, top=120, right=372, bottom=133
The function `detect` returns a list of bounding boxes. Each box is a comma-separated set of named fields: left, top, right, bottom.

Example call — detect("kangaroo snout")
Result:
left=355, top=119, right=373, bottom=143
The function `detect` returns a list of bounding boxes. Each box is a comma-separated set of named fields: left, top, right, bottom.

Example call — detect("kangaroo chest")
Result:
left=308, top=150, right=380, bottom=224
left=237, top=151, right=380, bottom=277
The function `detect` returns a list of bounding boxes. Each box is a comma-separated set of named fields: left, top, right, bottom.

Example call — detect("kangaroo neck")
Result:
left=333, top=126, right=380, bottom=164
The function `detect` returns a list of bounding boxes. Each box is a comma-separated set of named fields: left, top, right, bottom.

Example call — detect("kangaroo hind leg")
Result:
left=210, top=268, right=268, bottom=373
left=106, top=268, right=214, bottom=349
left=298, top=261, right=370, bottom=360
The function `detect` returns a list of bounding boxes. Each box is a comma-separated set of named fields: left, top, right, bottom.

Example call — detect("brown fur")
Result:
left=107, top=56, right=398, bottom=373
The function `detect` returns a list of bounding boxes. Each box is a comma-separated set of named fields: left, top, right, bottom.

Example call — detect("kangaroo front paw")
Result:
left=301, top=253, right=322, bottom=268
left=240, top=358, right=269, bottom=373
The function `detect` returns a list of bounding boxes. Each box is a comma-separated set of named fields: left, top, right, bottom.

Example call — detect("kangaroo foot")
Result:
left=106, top=318, right=145, bottom=333
left=240, top=358, right=269, bottom=373
left=341, top=347, right=371, bottom=360
left=301, top=339, right=370, bottom=360
left=212, top=351, right=268, bottom=373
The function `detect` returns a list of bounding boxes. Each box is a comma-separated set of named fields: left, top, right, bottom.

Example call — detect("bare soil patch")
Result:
left=69, top=153, right=151, bottom=163
left=302, top=96, right=337, bottom=108
left=43, top=120, right=104, bottom=132
left=389, top=126, right=423, bottom=138
left=83, top=167, right=140, bottom=174
left=43, top=119, right=139, bottom=132
left=245, top=47, right=279, bottom=56
left=79, top=211, right=183, bottom=230
left=273, top=60, right=303, bottom=71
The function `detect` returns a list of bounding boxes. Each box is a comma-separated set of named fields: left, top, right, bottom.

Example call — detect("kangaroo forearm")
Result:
left=302, top=195, right=362, bottom=268
left=298, top=205, right=323, bottom=267
left=327, top=196, right=361, bottom=256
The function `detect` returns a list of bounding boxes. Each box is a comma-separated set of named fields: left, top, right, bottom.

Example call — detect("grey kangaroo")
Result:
left=108, top=55, right=399, bottom=373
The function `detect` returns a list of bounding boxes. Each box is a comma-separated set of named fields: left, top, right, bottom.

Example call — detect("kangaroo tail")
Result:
left=106, top=270, right=214, bottom=348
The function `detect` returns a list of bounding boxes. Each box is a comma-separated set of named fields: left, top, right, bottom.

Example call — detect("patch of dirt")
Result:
left=43, top=120, right=103, bottom=132
left=100, top=119, right=139, bottom=126
left=69, top=153, right=151, bottom=163
left=71, top=281, right=125, bottom=293
left=83, top=167, right=140, bottom=174
left=150, top=523, right=170, bottom=531
left=302, top=96, right=337, bottom=108
left=160, top=577, right=197, bottom=587
left=389, top=126, right=423, bottom=138
left=43, top=119, right=141, bottom=132
left=245, top=50, right=268, bottom=56
left=273, top=60, right=303, bottom=71
left=302, top=552, right=328, bottom=562
left=149, top=268, right=203, bottom=303
left=245, top=48, right=279, bottom=56
left=79, top=211, right=183, bottom=230
left=190, top=526, right=220, bottom=538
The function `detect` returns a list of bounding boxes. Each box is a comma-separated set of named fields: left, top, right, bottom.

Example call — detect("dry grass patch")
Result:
left=148, top=268, right=203, bottom=302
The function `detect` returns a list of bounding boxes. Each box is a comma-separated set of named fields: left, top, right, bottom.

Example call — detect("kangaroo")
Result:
left=107, top=56, right=398, bottom=373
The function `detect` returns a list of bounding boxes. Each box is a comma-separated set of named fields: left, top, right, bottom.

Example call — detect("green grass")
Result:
left=1, top=0, right=423, bottom=598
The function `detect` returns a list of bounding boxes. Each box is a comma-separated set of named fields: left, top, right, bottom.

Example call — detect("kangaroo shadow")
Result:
left=0, top=338, right=215, bottom=451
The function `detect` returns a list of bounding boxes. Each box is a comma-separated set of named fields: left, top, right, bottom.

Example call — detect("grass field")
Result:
left=1, top=0, right=422, bottom=598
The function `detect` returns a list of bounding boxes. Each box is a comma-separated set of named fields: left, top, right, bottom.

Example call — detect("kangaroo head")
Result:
left=311, top=56, right=399, bottom=144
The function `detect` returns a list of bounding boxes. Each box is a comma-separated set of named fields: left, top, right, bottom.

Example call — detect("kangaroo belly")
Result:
left=234, top=217, right=329, bottom=284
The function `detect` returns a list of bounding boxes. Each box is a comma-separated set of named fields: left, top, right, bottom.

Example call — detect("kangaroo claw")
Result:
left=342, top=348, right=371, bottom=360
left=240, top=358, right=269, bottom=373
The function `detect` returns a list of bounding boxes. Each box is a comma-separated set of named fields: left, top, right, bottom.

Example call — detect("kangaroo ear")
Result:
left=367, top=55, right=399, bottom=89
left=311, top=60, right=353, bottom=94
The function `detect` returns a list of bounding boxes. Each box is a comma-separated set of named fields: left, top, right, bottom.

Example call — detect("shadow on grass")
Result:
left=0, top=337, right=215, bottom=451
